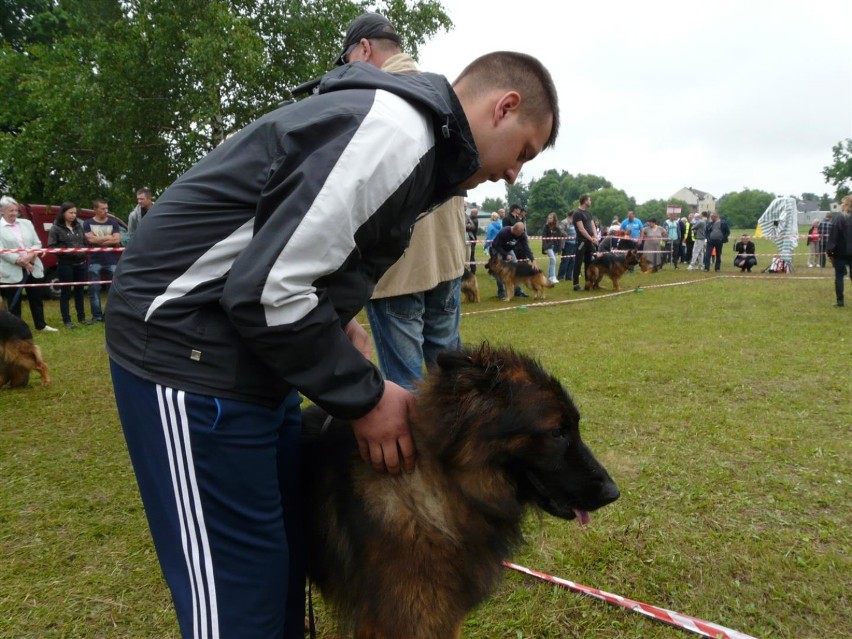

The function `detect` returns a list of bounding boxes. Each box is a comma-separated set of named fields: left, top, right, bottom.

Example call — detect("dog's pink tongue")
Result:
left=573, top=509, right=590, bottom=525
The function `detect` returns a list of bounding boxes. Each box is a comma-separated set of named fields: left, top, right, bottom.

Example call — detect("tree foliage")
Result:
left=716, top=189, right=775, bottom=228
left=586, top=187, right=631, bottom=225
left=635, top=197, right=691, bottom=222
left=504, top=176, right=529, bottom=210
left=822, top=138, right=852, bottom=201
left=526, top=170, right=567, bottom=230
left=480, top=196, right=505, bottom=213
left=0, top=0, right=451, bottom=214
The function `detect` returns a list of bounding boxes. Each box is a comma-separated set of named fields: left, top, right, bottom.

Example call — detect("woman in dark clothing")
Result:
left=733, top=234, right=757, bottom=272
left=47, top=201, right=90, bottom=328
left=541, top=211, right=565, bottom=284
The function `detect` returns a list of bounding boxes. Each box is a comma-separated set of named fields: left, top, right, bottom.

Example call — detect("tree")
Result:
left=527, top=172, right=567, bottom=230
left=559, top=171, right=611, bottom=206
left=819, top=193, right=832, bottom=211
left=822, top=138, right=852, bottom=201
left=636, top=198, right=692, bottom=223
left=636, top=199, right=666, bottom=221
left=716, top=189, right=775, bottom=228
left=481, top=197, right=505, bottom=213
left=505, top=176, right=529, bottom=210
left=0, top=0, right=452, bottom=213
left=587, top=188, right=630, bottom=226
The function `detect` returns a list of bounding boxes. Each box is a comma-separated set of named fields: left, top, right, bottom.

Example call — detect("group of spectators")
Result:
left=0, top=189, right=154, bottom=330
left=469, top=199, right=745, bottom=298
left=468, top=195, right=852, bottom=308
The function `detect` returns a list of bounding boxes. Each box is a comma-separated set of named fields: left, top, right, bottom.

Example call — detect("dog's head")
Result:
left=420, top=344, right=620, bottom=524
left=623, top=248, right=639, bottom=267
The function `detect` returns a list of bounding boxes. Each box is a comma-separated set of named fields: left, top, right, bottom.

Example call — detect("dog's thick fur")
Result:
left=486, top=254, right=553, bottom=301
left=0, top=310, right=51, bottom=388
left=301, top=344, right=619, bottom=639
left=460, top=267, right=480, bottom=303
left=585, top=249, right=642, bottom=291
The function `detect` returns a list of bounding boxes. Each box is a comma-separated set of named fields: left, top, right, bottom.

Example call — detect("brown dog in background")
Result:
left=460, top=267, right=480, bottom=303
left=585, top=249, right=642, bottom=291
left=487, top=253, right=553, bottom=301
left=301, top=344, right=620, bottom=639
left=0, top=309, right=51, bottom=387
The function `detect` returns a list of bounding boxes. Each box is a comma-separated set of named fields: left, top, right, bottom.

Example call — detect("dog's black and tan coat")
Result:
left=0, top=310, right=50, bottom=388
left=301, top=344, right=619, bottom=639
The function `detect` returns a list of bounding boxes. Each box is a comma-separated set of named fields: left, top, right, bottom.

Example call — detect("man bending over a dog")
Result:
left=492, top=222, right=537, bottom=266
left=105, top=47, right=558, bottom=639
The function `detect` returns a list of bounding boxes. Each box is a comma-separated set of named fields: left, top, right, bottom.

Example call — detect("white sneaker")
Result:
left=39, top=325, right=59, bottom=333
left=687, top=265, right=694, bottom=271
left=549, top=276, right=559, bottom=284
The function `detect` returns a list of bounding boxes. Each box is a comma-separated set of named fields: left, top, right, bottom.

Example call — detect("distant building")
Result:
left=796, top=199, right=821, bottom=226
left=669, top=187, right=716, bottom=214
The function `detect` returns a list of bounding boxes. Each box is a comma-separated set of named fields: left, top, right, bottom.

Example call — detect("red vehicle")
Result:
left=15, top=203, right=128, bottom=298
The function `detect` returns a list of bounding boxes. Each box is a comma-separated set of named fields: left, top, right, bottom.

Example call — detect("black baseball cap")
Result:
left=336, top=13, right=400, bottom=65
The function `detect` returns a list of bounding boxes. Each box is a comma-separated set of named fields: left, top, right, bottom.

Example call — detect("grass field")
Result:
left=1, top=235, right=850, bottom=638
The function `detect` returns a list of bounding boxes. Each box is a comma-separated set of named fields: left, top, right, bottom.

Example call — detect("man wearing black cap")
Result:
left=341, top=13, right=469, bottom=395
left=337, top=12, right=401, bottom=65
left=107, top=31, right=559, bottom=638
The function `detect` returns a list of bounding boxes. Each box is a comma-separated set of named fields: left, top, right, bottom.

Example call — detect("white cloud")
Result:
left=419, top=0, right=852, bottom=206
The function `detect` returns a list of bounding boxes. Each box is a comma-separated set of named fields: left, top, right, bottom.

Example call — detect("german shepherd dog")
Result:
left=460, top=267, right=480, bottom=303
left=0, top=309, right=51, bottom=388
left=585, top=249, right=642, bottom=291
left=486, top=253, right=553, bottom=301
left=301, top=344, right=620, bottom=639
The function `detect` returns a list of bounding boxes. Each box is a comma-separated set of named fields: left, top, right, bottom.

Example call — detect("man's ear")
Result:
left=493, top=91, right=522, bottom=124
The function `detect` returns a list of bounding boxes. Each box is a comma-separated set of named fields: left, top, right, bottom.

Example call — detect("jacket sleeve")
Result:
left=47, top=226, right=60, bottom=248
left=220, top=92, right=436, bottom=419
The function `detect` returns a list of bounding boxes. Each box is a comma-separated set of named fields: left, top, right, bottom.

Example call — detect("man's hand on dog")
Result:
left=352, top=381, right=416, bottom=475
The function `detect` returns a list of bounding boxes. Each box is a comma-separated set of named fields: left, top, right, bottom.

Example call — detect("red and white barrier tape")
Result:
left=0, top=279, right=113, bottom=289
left=0, top=246, right=124, bottom=254
left=503, top=562, right=758, bottom=639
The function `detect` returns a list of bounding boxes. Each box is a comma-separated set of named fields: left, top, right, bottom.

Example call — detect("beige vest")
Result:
left=370, top=54, right=467, bottom=299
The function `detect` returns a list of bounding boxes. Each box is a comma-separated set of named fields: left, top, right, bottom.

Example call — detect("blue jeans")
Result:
left=545, top=248, right=557, bottom=280
left=366, top=277, right=461, bottom=391
left=558, top=241, right=576, bottom=280
left=88, top=262, right=117, bottom=319
left=57, top=262, right=88, bottom=323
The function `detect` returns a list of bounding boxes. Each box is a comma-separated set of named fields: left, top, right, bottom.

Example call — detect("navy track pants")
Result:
left=110, top=360, right=305, bottom=638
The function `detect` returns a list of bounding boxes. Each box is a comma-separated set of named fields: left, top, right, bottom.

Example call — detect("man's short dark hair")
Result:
left=509, top=204, right=521, bottom=213
left=136, top=188, right=152, bottom=198
left=92, top=198, right=108, bottom=209
left=453, top=51, right=559, bottom=150
left=579, top=194, right=590, bottom=206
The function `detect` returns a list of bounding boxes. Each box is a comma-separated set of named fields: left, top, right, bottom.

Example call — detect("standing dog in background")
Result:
left=0, top=309, right=51, bottom=387
left=302, top=343, right=620, bottom=639
left=585, top=249, right=643, bottom=291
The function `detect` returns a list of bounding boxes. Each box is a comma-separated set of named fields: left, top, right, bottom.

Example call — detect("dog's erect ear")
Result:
left=436, top=350, right=474, bottom=371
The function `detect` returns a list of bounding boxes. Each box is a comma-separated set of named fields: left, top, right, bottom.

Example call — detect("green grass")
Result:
left=1, top=239, right=850, bottom=638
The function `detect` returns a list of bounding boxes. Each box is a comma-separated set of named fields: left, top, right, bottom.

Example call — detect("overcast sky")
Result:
left=417, top=0, right=852, bottom=206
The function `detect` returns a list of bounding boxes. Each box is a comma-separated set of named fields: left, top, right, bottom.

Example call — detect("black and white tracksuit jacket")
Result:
left=105, top=62, right=479, bottom=418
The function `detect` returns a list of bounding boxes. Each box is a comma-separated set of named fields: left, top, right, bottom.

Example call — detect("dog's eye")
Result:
left=550, top=428, right=567, bottom=440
